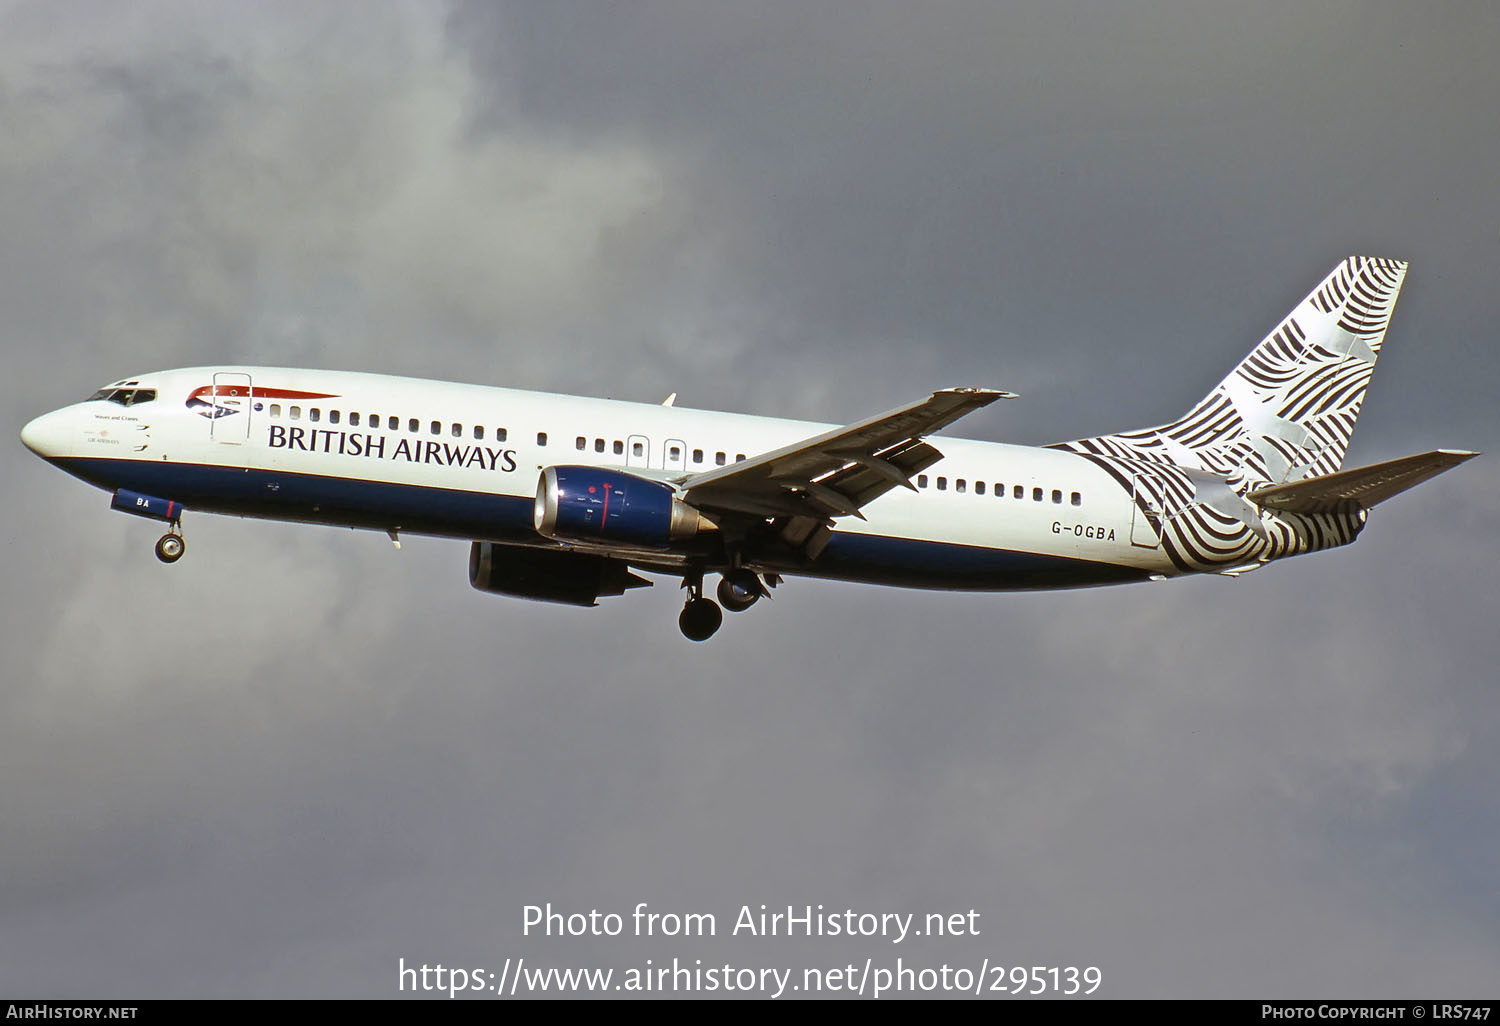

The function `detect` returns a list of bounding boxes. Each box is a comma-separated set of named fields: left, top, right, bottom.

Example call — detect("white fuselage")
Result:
left=22, top=366, right=1178, bottom=590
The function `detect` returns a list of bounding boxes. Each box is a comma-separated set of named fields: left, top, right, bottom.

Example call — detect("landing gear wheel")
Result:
left=154, top=532, right=185, bottom=564
left=717, top=572, right=761, bottom=612
left=678, top=597, right=723, bottom=641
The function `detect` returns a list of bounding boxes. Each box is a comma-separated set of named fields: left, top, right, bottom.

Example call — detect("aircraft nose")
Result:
left=20, top=410, right=67, bottom=459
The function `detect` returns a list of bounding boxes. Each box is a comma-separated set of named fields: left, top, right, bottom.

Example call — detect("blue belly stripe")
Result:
left=784, top=532, right=1150, bottom=590
left=52, top=456, right=1150, bottom=590
left=54, top=456, right=538, bottom=542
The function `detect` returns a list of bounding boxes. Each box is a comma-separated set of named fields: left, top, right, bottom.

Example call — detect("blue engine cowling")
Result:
left=534, top=466, right=708, bottom=549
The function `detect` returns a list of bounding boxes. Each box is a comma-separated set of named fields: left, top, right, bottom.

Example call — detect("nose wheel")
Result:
left=154, top=530, right=185, bottom=564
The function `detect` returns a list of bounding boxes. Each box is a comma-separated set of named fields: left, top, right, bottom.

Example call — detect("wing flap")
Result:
left=1248, top=449, right=1478, bottom=514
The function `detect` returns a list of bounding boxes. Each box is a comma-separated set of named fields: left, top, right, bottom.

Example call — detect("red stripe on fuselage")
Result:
left=187, top=385, right=341, bottom=402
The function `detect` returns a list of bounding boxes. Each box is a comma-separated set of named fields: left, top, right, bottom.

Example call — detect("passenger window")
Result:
left=310, top=408, right=321, bottom=423
left=956, top=479, right=967, bottom=493
left=475, top=425, right=484, bottom=440
left=595, top=439, right=605, bottom=453
left=330, top=410, right=341, bottom=425
left=537, top=432, right=548, bottom=446
left=1071, top=492, right=1082, bottom=506
left=937, top=477, right=947, bottom=491
left=408, top=418, right=419, bottom=433
left=995, top=483, right=1003, bottom=497
left=270, top=404, right=282, bottom=418
left=917, top=475, right=928, bottom=488
left=736, top=454, right=745, bottom=462
left=390, top=417, right=400, bottom=431
left=1033, top=487, right=1043, bottom=502
left=976, top=481, right=985, bottom=495
left=693, top=449, right=704, bottom=464
left=576, top=436, right=587, bottom=451
left=1013, top=485, right=1023, bottom=499
left=496, top=428, right=507, bottom=442
left=633, top=441, right=644, bottom=457
left=452, top=423, right=462, bottom=437
left=290, top=406, right=301, bottom=420
left=1052, top=489, right=1062, bottom=504
left=669, top=445, right=682, bottom=460
left=614, top=440, right=624, bottom=455
left=430, top=421, right=441, bottom=435
left=715, top=452, right=726, bottom=466
left=351, top=412, right=361, bottom=426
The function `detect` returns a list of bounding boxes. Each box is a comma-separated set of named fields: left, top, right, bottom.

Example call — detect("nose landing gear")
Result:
left=108, top=489, right=187, bottom=564
left=154, top=529, right=185, bottom=564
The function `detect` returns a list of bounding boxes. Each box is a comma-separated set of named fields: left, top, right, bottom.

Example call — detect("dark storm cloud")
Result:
left=1, top=0, right=1495, bottom=999
left=452, top=2, right=1499, bottom=443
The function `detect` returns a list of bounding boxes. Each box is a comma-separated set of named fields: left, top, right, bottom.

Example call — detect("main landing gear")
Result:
left=679, top=570, right=723, bottom=642
left=678, top=568, right=772, bottom=641
left=716, top=569, right=763, bottom=612
left=154, top=528, right=185, bottom=564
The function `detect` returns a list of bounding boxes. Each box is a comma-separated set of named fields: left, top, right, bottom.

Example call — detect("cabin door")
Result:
left=1129, top=474, right=1162, bottom=548
left=211, top=372, right=253, bottom=444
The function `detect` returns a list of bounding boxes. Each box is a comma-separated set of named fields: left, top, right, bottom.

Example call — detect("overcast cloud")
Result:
left=2, top=1, right=1496, bottom=999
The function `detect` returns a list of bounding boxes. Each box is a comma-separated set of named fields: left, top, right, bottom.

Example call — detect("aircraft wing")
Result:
left=1247, top=449, right=1479, bottom=514
left=681, top=387, right=1013, bottom=521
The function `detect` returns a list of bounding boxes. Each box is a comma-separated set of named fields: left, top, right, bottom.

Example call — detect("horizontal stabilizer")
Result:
left=1248, top=449, right=1478, bottom=514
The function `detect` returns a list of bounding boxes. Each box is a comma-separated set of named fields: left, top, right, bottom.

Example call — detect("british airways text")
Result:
left=267, top=425, right=518, bottom=472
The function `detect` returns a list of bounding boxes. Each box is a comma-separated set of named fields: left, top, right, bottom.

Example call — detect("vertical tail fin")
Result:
left=1057, top=256, right=1408, bottom=487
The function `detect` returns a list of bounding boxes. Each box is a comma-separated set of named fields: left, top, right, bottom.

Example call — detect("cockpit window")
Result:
left=87, top=388, right=156, bottom=406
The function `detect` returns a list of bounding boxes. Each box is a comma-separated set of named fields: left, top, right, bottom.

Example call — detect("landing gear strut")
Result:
left=678, top=568, right=723, bottom=641
left=154, top=529, right=185, bottom=564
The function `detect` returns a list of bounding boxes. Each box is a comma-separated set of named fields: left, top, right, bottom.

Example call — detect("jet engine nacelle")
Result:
left=533, top=466, right=712, bottom=549
left=468, top=542, right=648, bottom=607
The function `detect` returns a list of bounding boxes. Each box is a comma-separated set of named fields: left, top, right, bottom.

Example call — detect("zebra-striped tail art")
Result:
left=1048, top=256, right=1408, bottom=573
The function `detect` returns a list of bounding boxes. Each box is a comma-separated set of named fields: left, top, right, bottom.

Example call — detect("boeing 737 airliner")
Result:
left=20, top=256, right=1477, bottom=639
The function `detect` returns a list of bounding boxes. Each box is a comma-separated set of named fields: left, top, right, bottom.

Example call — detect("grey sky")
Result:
left=2, top=1, right=1496, bottom=998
